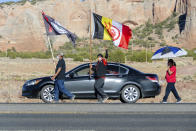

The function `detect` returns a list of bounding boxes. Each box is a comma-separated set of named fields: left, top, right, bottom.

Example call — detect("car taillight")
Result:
left=146, top=76, right=159, bottom=83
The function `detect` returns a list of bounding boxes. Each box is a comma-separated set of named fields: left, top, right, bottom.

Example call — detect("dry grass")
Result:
left=0, top=57, right=195, bottom=103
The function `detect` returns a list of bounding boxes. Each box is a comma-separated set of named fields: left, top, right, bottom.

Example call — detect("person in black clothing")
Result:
left=90, top=49, right=109, bottom=103
left=51, top=53, right=75, bottom=103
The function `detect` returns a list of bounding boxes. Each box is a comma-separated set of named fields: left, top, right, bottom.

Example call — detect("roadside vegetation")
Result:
left=0, top=47, right=51, bottom=59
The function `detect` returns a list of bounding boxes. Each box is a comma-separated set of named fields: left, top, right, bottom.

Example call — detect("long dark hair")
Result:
left=168, top=59, right=176, bottom=67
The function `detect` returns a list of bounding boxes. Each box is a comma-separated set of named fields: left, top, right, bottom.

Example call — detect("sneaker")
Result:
left=98, top=98, right=103, bottom=103
left=70, top=95, right=75, bottom=101
left=101, top=96, right=109, bottom=103
left=161, top=101, right=167, bottom=104
left=176, top=99, right=181, bottom=103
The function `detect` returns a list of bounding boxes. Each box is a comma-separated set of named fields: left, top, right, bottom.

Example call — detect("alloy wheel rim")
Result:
left=124, top=86, right=138, bottom=102
left=43, top=86, right=54, bottom=102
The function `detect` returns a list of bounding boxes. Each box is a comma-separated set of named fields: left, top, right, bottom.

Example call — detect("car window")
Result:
left=73, top=65, right=95, bottom=77
left=106, top=65, right=119, bottom=75
left=119, top=66, right=129, bottom=74
left=74, top=66, right=90, bottom=77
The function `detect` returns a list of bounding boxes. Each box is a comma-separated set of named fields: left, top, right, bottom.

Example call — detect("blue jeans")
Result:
left=163, top=83, right=181, bottom=102
left=54, top=80, right=73, bottom=101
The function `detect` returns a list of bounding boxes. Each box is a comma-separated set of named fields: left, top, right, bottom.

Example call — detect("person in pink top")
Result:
left=162, top=59, right=181, bottom=103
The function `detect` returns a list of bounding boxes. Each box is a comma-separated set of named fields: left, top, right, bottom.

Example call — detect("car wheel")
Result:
left=41, top=85, right=54, bottom=103
left=121, top=85, right=140, bottom=103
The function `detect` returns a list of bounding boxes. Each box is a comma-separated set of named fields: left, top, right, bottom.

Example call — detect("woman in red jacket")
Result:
left=162, top=59, right=181, bottom=103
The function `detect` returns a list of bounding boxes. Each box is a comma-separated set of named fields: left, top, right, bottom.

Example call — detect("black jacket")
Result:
left=92, top=50, right=108, bottom=78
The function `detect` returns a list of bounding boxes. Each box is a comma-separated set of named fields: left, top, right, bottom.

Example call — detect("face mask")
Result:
left=98, top=57, right=102, bottom=61
left=57, top=55, right=60, bottom=60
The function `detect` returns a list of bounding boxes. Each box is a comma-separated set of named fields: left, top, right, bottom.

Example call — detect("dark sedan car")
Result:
left=22, top=62, right=161, bottom=103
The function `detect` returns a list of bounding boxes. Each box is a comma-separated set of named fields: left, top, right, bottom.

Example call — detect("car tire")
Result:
left=40, top=85, right=54, bottom=103
left=121, top=85, right=140, bottom=103
left=120, top=97, right=126, bottom=103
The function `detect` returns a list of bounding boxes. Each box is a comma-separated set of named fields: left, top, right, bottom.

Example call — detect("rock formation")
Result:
left=0, top=0, right=195, bottom=52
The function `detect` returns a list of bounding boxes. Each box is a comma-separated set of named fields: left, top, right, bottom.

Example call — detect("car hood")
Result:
left=26, top=76, right=52, bottom=82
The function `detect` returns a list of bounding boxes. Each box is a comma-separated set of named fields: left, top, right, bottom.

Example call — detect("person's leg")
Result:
left=163, top=83, right=171, bottom=102
left=94, top=80, right=102, bottom=101
left=94, top=78, right=108, bottom=99
left=58, top=80, right=73, bottom=99
left=170, top=83, right=181, bottom=101
left=54, top=80, right=60, bottom=102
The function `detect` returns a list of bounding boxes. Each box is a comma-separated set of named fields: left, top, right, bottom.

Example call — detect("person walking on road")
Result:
left=162, top=59, right=181, bottom=103
left=90, top=49, right=109, bottom=103
left=51, top=53, right=75, bottom=103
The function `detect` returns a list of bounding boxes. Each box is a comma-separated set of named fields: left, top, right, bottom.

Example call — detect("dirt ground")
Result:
left=0, top=57, right=195, bottom=103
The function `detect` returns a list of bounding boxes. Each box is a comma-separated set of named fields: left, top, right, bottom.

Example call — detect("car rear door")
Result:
left=103, top=64, right=128, bottom=93
left=64, top=65, right=95, bottom=98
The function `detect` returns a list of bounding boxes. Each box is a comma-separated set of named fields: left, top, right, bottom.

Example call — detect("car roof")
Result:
left=75, top=62, right=143, bottom=74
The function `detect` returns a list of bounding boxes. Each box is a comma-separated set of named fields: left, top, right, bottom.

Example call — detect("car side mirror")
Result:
left=69, top=72, right=74, bottom=78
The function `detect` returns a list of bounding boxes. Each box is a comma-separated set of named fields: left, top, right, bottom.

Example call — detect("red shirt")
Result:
left=165, top=66, right=176, bottom=83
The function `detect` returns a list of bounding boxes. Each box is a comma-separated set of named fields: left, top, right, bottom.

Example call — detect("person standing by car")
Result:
left=90, top=49, right=109, bottom=103
left=162, top=59, right=181, bottom=103
left=51, top=53, right=75, bottom=103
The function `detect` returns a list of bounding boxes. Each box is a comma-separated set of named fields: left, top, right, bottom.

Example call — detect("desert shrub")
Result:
left=108, top=50, right=125, bottom=63
left=5, top=50, right=52, bottom=59
left=33, top=51, right=51, bottom=59
left=64, top=53, right=76, bottom=58
left=73, top=55, right=83, bottom=62
left=0, top=51, right=6, bottom=57
left=78, top=52, right=89, bottom=59
left=186, top=49, right=196, bottom=60
left=17, top=52, right=32, bottom=59
left=160, top=42, right=166, bottom=47
left=7, top=51, right=17, bottom=59
left=166, top=20, right=177, bottom=31
left=183, top=75, right=193, bottom=81
left=59, top=42, right=74, bottom=50
left=126, top=50, right=153, bottom=62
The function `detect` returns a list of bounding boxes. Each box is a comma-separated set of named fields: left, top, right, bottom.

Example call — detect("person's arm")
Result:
left=51, top=60, right=63, bottom=80
left=51, top=67, right=62, bottom=80
left=167, top=66, right=174, bottom=75
left=105, top=49, right=108, bottom=59
left=90, top=64, right=96, bottom=71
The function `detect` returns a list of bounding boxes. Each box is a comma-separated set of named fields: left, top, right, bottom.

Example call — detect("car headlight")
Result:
left=26, top=80, right=41, bottom=86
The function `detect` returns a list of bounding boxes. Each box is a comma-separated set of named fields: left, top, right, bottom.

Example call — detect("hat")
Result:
left=58, top=52, right=64, bottom=56
left=97, top=53, right=103, bottom=57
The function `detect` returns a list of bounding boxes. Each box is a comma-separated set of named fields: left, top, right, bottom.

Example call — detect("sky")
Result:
left=0, top=0, right=22, bottom=3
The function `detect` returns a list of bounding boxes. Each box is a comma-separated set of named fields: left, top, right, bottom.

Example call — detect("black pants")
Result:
left=163, top=82, right=181, bottom=102
left=94, top=78, right=108, bottom=100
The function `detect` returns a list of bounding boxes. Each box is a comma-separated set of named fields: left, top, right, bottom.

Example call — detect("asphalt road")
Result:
left=0, top=103, right=196, bottom=131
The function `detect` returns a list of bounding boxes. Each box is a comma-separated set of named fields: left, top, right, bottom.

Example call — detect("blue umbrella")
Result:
left=151, top=46, right=187, bottom=60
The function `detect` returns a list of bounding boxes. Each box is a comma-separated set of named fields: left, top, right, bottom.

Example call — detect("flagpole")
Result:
left=89, top=9, right=92, bottom=63
left=89, top=9, right=92, bottom=75
left=146, top=45, right=148, bottom=63
left=37, top=3, right=56, bottom=69
left=47, top=35, right=56, bottom=67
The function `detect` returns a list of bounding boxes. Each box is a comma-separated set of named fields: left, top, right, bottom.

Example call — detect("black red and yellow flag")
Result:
left=93, top=13, right=132, bottom=49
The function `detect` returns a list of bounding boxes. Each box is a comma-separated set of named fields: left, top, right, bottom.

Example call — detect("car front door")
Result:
left=64, top=65, right=95, bottom=98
